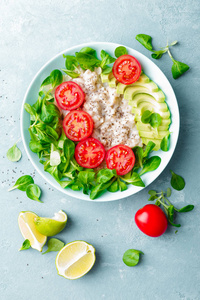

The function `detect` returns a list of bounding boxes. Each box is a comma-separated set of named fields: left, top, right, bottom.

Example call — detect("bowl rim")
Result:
left=20, top=41, right=180, bottom=202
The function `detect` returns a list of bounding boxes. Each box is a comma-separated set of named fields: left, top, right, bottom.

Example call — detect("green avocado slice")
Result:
left=116, top=73, right=150, bottom=94
left=136, top=122, right=169, bottom=132
left=139, top=130, right=169, bottom=139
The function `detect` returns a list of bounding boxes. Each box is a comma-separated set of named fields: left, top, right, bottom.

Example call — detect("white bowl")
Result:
left=20, top=42, right=179, bottom=202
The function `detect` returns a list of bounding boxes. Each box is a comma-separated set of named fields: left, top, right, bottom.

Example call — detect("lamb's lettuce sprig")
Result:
left=135, top=34, right=189, bottom=79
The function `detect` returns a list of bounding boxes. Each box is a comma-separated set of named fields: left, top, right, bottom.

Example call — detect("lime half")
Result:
left=56, top=241, right=96, bottom=280
left=34, top=210, right=67, bottom=236
left=18, top=211, right=47, bottom=252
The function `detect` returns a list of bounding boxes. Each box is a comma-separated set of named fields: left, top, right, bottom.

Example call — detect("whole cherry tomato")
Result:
left=135, top=204, right=168, bottom=237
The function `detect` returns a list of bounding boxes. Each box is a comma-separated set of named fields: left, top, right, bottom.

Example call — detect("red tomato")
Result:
left=135, top=204, right=168, bottom=237
left=63, top=110, right=93, bottom=141
left=75, top=138, right=105, bottom=168
left=55, top=81, right=85, bottom=110
left=112, top=55, right=141, bottom=85
left=106, top=145, right=135, bottom=176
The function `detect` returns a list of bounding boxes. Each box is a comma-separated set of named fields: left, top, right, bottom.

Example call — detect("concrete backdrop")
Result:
left=0, top=0, right=200, bottom=299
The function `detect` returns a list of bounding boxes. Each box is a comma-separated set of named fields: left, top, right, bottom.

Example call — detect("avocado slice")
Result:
left=128, top=93, right=167, bottom=109
left=139, top=130, right=169, bottom=139
left=131, top=102, right=168, bottom=115
left=124, top=86, right=165, bottom=103
left=136, top=122, right=169, bottom=132
left=116, top=73, right=150, bottom=94
left=108, top=77, right=118, bottom=88
left=101, top=74, right=110, bottom=83
left=129, top=94, right=168, bottom=111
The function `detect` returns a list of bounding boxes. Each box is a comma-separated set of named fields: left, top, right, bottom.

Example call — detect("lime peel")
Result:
left=34, top=210, right=67, bottom=236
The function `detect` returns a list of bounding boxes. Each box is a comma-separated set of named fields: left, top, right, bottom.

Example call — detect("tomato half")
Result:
left=135, top=204, right=168, bottom=237
left=112, top=55, right=141, bottom=85
left=75, top=138, right=105, bottom=168
left=63, top=110, right=93, bottom=141
left=106, top=145, right=135, bottom=176
left=55, top=81, right=85, bottom=110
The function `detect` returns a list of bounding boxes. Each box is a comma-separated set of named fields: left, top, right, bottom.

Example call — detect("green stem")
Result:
left=159, top=40, right=177, bottom=51
left=163, top=196, right=172, bottom=206
left=8, top=185, right=17, bottom=192
left=167, top=48, right=175, bottom=63
left=16, top=137, right=22, bottom=144
left=157, top=198, right=169, bottom=210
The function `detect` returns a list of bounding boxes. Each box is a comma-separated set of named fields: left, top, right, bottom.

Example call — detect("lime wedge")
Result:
left=55, top=241, right=96, bottom=280
left=18, top=211, right=47, bottom=252
left=34, top=210, right=67, bottom=236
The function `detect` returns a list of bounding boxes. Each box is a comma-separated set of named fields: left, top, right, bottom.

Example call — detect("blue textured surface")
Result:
left=0, top=1, right=200, bottom=299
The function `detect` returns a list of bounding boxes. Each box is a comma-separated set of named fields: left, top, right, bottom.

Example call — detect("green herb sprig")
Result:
left=148, top=187, right=194, bottom=227
left=135, top=34, right=189, bottom=79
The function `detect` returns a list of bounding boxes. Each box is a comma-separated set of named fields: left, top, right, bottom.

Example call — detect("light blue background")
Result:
left=0, top=1, right=200, bottom=299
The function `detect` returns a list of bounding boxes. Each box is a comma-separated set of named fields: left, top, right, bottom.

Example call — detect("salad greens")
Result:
left=41, top=70, right=63, bottom=88
left=133, top=141, right=160, bottom=171
left=139, top=156, right=161, bottom=176
left=114, top=46, right=128, bottom=58
left=135, top=34, right=189, bottom=79
left=141, top=110, right=162, bottom=128
left=7, top=139, right=22, bottom=162
left=160, top=133, right=170, bottom=152
left=63, top=47, right=116, bottom=75
left=123, top=249, right=144, bottom=267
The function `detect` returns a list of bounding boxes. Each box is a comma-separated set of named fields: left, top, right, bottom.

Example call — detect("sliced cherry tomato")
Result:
left=63, top=110, right=93, bottom=141
left=135, top=204, right=168, bottom=237
left=75, top=138, right=105, bottom=168
left=112, top=55, right=141, bottom=85
left=106, top=145, right=135, bottom=176
left=55, top=81, right=85, bottom=110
